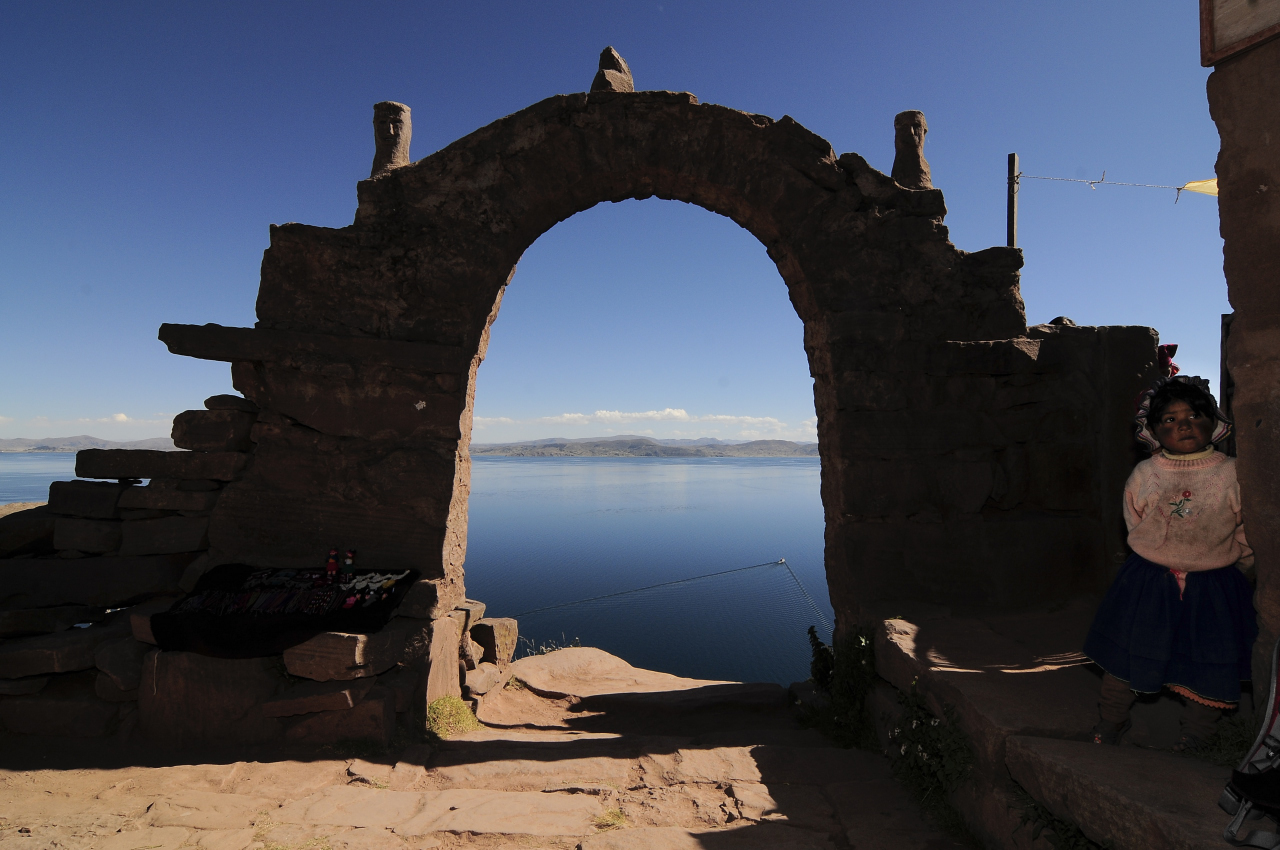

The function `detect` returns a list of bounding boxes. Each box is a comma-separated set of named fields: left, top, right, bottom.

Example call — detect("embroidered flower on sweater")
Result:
left=1169, top=491, right=1193, bottom=518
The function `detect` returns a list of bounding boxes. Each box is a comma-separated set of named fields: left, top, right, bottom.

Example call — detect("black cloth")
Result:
left=151, top=563, right=420, bottom=658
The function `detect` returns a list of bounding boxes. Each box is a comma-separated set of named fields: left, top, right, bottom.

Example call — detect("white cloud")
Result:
left=0, top=412, right=172, bottom=440
left=473, top=408, right=818, bottom=442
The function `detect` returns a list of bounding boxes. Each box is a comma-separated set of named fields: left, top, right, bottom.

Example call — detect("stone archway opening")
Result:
left=462, top=196, right=829, bottom=684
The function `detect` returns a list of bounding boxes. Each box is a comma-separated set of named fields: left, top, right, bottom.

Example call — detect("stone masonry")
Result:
left=0, top=49, right=1161, bottom=741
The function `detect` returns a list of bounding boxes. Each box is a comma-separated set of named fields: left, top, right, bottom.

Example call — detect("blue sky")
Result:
left=0, top=2, right=1226, bottom=443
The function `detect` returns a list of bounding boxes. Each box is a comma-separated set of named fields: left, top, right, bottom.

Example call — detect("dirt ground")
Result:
left=0, top=648, right=961, bottom=849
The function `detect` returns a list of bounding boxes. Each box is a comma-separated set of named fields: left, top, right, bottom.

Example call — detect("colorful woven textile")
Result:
left=151, top=563, right=420, bottom=658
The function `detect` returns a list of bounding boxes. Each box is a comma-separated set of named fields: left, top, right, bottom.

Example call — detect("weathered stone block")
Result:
left=172, top=409, right=257, bottom=452
left=1025, top=444, right=1095, bottom=511
left=0, top=672, right=118, bottom=737
left=209, top=485, right=449, bottom=574
left=0, top=505, right=56, bottom=558
left=262, top=678, right=376, bottom=717
left=76, top=449, right=247, bottom=482
left=178, top=479, right=222, bottom=491
left=282, top=686, right=395, bottom=745
left=94, top=635, right=151, bottom=690
left=160, top=323, right=471, bottom=375
left=118, top=482, right=220, bottom=512
left=53, top=517, right=122, bottom=553
left=462, top=635, right=484, bottom=671
left=138, top=650, right=283, bottom=746
left=119, top=516, right=209, bottom=556
left=464, top=662, right=507, bottom=697
left=0, top=555, right=189, bottom=609
left=282, top=618, right=429, bottom=682
left=205, top=393, right=259, bottom=412
left=425, top=615, right=461, bottom=704
left=1005, top=736, right=1229, bottom=850
left=0, top=676, right=48, bottom=695
left=47, top=480, right=131, bottom=519
left=398, top=578, right=464, bottom=619
left=0, top=617, right=130, bottom=679
left=378, top=665, right=419, bottom=712
left=95, top=671, right=139, bottom=702
left=470, top=619, right=518, bottom=668
left=455, top=599, right=486, bottom=631
left=233, top=360, right=464, bottom=442
left=0, top=605, right=98, bottom=638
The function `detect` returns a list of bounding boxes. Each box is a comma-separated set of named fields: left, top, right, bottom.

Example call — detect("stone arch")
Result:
left=159, top=89, right=1153, bottom=637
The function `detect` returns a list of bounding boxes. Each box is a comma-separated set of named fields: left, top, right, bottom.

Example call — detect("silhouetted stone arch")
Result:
left=160, top=90, right=1155, bottom=636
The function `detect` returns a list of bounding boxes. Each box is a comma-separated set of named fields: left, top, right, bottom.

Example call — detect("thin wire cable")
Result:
left=509, top=558, right=789, bottom=618
left=779, top=558, right=831, bottom=634
left=1018, top=171, right=1198, bottom=202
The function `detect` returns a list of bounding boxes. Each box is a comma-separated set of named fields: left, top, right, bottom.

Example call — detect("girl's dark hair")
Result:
left=1145, top=380, right=1218, bottom=427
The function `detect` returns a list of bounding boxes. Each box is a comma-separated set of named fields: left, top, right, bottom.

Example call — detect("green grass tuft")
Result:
left=593, top=807, right=628, bottom=831
left=426, top=695, right=482, bottom=739
left=1185, top=711, right=1258, bottom=767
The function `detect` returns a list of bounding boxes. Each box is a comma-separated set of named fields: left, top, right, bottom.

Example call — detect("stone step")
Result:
left=1006, top=735, right=1230, bottom=850
left=874, top=613, right=1098, bottom=775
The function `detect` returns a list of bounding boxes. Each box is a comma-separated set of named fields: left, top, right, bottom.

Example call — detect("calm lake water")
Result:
left=0, top=452, right=78, bottom=503
left=0, top=453, right=832, bottom=684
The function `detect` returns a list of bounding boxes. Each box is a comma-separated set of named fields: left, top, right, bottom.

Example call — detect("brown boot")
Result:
left=1173, top=699, right=1221, bottom=751
left=1094, top=674, right=1136, bottom=745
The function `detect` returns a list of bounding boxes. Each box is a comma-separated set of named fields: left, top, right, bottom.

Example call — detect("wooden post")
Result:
left=1007, top=153, right=1019, bottom=248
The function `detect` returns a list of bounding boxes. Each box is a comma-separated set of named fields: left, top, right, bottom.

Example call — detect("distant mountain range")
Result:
left=472, top=435, right=819, bottom=457
left=0, top=433, right=817, bottom=457
left=0, top=435, right=177, bottom=453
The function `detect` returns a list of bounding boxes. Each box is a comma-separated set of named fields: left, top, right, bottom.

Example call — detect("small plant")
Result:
left=800, top=625, right=879, bottom=750
left=594, top=807, right=628, bottom=831
left=516, top=634, right=583, bottom=658
left=505, top=676, right=527, bottom=690
left=887, top=683, right=973, bottom=799
left=254, top=816, right=333, bottom=850
left=1010, top=783, right=1112, bottom=850
left=1184, top=711, right=1257, bottom=767
left=426, top=695, right=482, bottom=739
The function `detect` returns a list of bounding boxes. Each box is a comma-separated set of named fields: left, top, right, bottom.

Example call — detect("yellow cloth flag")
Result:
left=1181, top=178, right=1218, bottom=196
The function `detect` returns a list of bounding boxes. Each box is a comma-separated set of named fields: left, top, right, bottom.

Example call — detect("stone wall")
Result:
left=1209, top=36, right=1280, bottom=687
left=0, top=76, right=1163, bottom=740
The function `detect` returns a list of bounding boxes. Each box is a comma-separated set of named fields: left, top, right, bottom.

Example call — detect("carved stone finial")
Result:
left=591, top=46, right=634, bottom=93
left=891, top=110, right=932, bottom=190
left=371, top=101, right=411, bottom=178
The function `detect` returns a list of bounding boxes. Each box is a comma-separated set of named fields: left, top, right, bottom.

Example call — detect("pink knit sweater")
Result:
left=1124, top=449, right=1253, bottom=571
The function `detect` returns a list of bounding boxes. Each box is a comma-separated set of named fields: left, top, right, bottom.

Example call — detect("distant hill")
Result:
left=472, top=436, right=819, bottom=457
left=0, top=435, right=177, bottom=453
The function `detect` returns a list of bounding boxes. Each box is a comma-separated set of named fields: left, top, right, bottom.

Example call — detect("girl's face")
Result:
left=1153, top=400, right=1215, bottom=455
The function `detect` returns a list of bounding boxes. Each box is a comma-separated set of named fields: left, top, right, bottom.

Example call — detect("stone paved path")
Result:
left=0, top=649, right=964, bottom=849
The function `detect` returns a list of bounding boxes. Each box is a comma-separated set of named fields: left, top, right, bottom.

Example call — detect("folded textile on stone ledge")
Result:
left=150, top=564, right=420, bottom=658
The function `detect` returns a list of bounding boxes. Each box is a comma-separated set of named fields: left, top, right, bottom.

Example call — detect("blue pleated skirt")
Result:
left=1083, top=552, right=1257, bottom=704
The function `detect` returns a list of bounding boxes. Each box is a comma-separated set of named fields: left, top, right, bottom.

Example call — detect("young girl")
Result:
left=1083, top=375, right=1256, bottom=749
